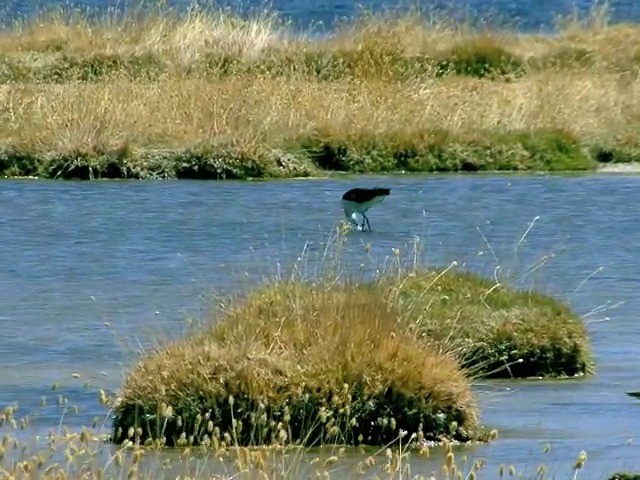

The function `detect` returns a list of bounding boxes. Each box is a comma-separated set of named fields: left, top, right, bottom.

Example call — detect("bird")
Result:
left=341, top=187, right=391, bottom=231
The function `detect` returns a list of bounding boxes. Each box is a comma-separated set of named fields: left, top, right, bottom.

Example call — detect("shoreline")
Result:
left=5, top=166, right=640, bottom=181
left=597, top=162, right=640, bottom=173
left=1, top=153, right=638, bottom=181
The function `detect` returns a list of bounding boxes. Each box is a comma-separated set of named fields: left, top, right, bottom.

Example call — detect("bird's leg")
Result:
left=362, top=213, right=371, bottom=231
left=358, top=213, right=366, bottom=230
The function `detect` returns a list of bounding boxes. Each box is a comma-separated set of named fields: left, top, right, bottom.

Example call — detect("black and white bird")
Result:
left=341, top=187, right=391, bottom=231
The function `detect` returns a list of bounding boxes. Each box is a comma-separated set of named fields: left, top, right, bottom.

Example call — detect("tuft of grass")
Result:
left=529, top=46, right=595, bottom=71
left=1, top=5, right=640, bottom=178
left=112, top=231, right=593, bottom=447
left=112, top=281, right=480, bottom=448
left=433, top=36, right=525, bottom=79
left=386, top=267, right=594, bottom=379
left=0, top=227, right=600, bottom=477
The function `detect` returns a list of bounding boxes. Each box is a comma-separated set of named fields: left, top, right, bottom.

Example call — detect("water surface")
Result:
left=1, top=173, right=640, bottom=477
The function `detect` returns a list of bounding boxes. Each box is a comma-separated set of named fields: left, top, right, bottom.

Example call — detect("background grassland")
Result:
left=1, top=3, right=640, bottom=179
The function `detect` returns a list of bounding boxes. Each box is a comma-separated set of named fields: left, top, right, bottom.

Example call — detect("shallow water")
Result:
left=3, top=0, right=640, bottom=32
left=1, top=173, right=640, bottom=477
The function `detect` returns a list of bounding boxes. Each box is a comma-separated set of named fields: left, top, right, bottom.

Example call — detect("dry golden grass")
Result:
left=112, top=233, right=592, bottom=449
left=1, top=70, right=638, bottom=178
left=0, top=1, right=637, bottom=79
left=1, top=73, right=637, bottom=149
left=114, top=281, right=479, bottom=448
left=0, top=5, right=284, bottom=67
left=0, top=3, right=640, bottom=178
left=0, top=405, right=597, bottom=480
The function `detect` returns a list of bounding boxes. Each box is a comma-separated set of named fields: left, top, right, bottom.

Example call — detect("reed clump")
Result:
left=113, top=256, right=593, bottom=447
left=385, top=268, right=594, bottom=379
left=113, top=281, right=480, bottom=448
left=1, top=4, right=640, bottom=179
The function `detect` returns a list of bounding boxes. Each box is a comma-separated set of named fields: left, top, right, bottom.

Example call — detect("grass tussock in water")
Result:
left=388, top=267, right=594, bottom=379
left=112, top=231, right=593, bottom=448
left=1, top=3, right=640, bottom=179
left=113, top=282, right=480, bottom=448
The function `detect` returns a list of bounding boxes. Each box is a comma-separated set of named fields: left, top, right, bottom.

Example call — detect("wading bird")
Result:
left=341, top=187, right=391, bottom=231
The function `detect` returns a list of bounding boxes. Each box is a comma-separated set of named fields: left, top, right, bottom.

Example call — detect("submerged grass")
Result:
left=1, top=2, right=640, bottom=178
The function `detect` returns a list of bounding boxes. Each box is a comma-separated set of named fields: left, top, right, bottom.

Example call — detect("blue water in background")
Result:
left=1, top=0, right=639, bottom=33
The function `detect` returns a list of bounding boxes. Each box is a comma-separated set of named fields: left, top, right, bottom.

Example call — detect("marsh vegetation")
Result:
left=0, top=222, right=610, bottom=478
left=0, top=2, right=626, bottom=474
left=1, top=2, right=639, bottom=178
left=107, top=229, right=592, bottom=452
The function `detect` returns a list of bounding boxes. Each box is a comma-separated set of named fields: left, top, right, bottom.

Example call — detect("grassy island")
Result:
left=1, top=4, right=639, bottom=179
left=112, top=259, right=593, bottom=448
left=388, top=268, right=594, bottom=379
left=112, top=281, right=481, bottom=448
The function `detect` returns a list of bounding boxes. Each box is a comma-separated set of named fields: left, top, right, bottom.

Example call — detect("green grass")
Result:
left=387, top=268, right=594, bottom=378
left=1, top=3, right=640, bottom=179
left=0, top=128, right=597, bottom=180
